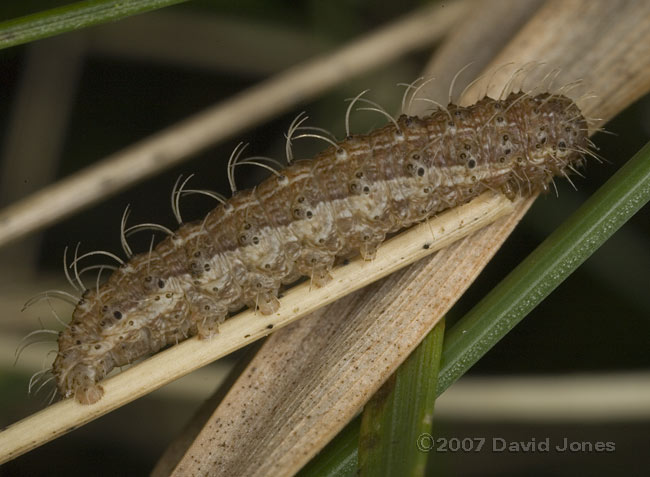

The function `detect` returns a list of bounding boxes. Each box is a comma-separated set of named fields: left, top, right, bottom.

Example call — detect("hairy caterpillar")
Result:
left=37, top=88, right=591, bottom=405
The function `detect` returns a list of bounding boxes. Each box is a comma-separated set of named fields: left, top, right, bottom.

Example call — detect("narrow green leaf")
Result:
left=436, top=140, right=650, bottom=394
left=0, top=0, right=189, bottom=50
left=299, top=141, right=650, bottom=476
left=296, top=417, right=361, bottom=477
left=358, top=319, right=445, bottom=477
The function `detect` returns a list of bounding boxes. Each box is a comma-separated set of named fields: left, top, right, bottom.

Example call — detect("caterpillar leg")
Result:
left=76, top=382, right=104, bottom=405
left=360, top=241, right=381, bottom=261
left=295, top=252, right=335, bottom=288
left=310, top=266, right=333, bottom=288
left=187, top=289, right=228, bottom=339
left=59, top=363, right=105, bottom=405
left=500, top=182, right=518, bottom=200
left=255, top=292, right=281, bottom=315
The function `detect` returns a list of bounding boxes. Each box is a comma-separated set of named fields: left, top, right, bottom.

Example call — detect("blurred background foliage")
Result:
left=0, top=1, right=648, bottom=475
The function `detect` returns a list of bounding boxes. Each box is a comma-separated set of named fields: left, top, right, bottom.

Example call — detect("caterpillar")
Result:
left=35, top=86, right=591, bottom=405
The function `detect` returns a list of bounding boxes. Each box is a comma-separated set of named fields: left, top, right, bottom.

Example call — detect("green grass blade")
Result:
left=0, top=0, right=189, bottom=50
left=358, top=319, right=445, bottom=477
left=437, top=140, right=650, bottom=394
left=296, top=417, right=361, bottom=477
left=298, top=140, right=650, bottom=476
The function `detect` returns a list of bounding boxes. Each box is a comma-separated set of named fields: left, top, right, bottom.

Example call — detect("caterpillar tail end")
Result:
left=75, top=383, right=104, bottom=405
left=55, top=361, right=106, bottom=405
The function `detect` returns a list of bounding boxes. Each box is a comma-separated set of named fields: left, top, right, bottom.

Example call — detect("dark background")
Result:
left=0, top=1, right=648, bottom=475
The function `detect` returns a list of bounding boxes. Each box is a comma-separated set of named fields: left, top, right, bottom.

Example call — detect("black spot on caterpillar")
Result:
left=30, top=88, right=593, bottom=405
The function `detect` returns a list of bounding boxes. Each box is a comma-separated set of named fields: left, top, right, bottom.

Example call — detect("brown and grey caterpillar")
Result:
left=42, top=89, right=591, bottom=405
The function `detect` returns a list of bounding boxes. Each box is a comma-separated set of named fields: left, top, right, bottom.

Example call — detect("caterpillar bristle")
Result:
left=226, top=142, right=249, bottom=194
left=448, top=61, right=474, bottom=104
left=285, top=111, right=310, bottom=164
left=120, top=204, right=134, bottom=257
left=350, top=96, right=402, bottom=134
left=233, top=160, right=283, bottom=179
left=180, top=188, right=227, bottom=204
left=171, top=174, right=193, bottom=225
left=22, top=290, right=79, bottom=311
left=397, top=77, right=422, bottom=115
left=290, top=131, right=340, bottom=152
left=71, top=243, right=85, bottom=291
left=28, top=368, right=50, bottom=394
left=125, top=222, right=174, bottom=238
left=15, top=329, right=58, bottom=377
left=70, top=249, right=125, bottom=270
left=344, top=89, right=370, bottom=137
left=62, top=246, right=80, bottom=293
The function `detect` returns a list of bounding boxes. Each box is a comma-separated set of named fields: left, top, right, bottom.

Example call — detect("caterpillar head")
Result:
left=502, top=93, right=589, bottom=196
